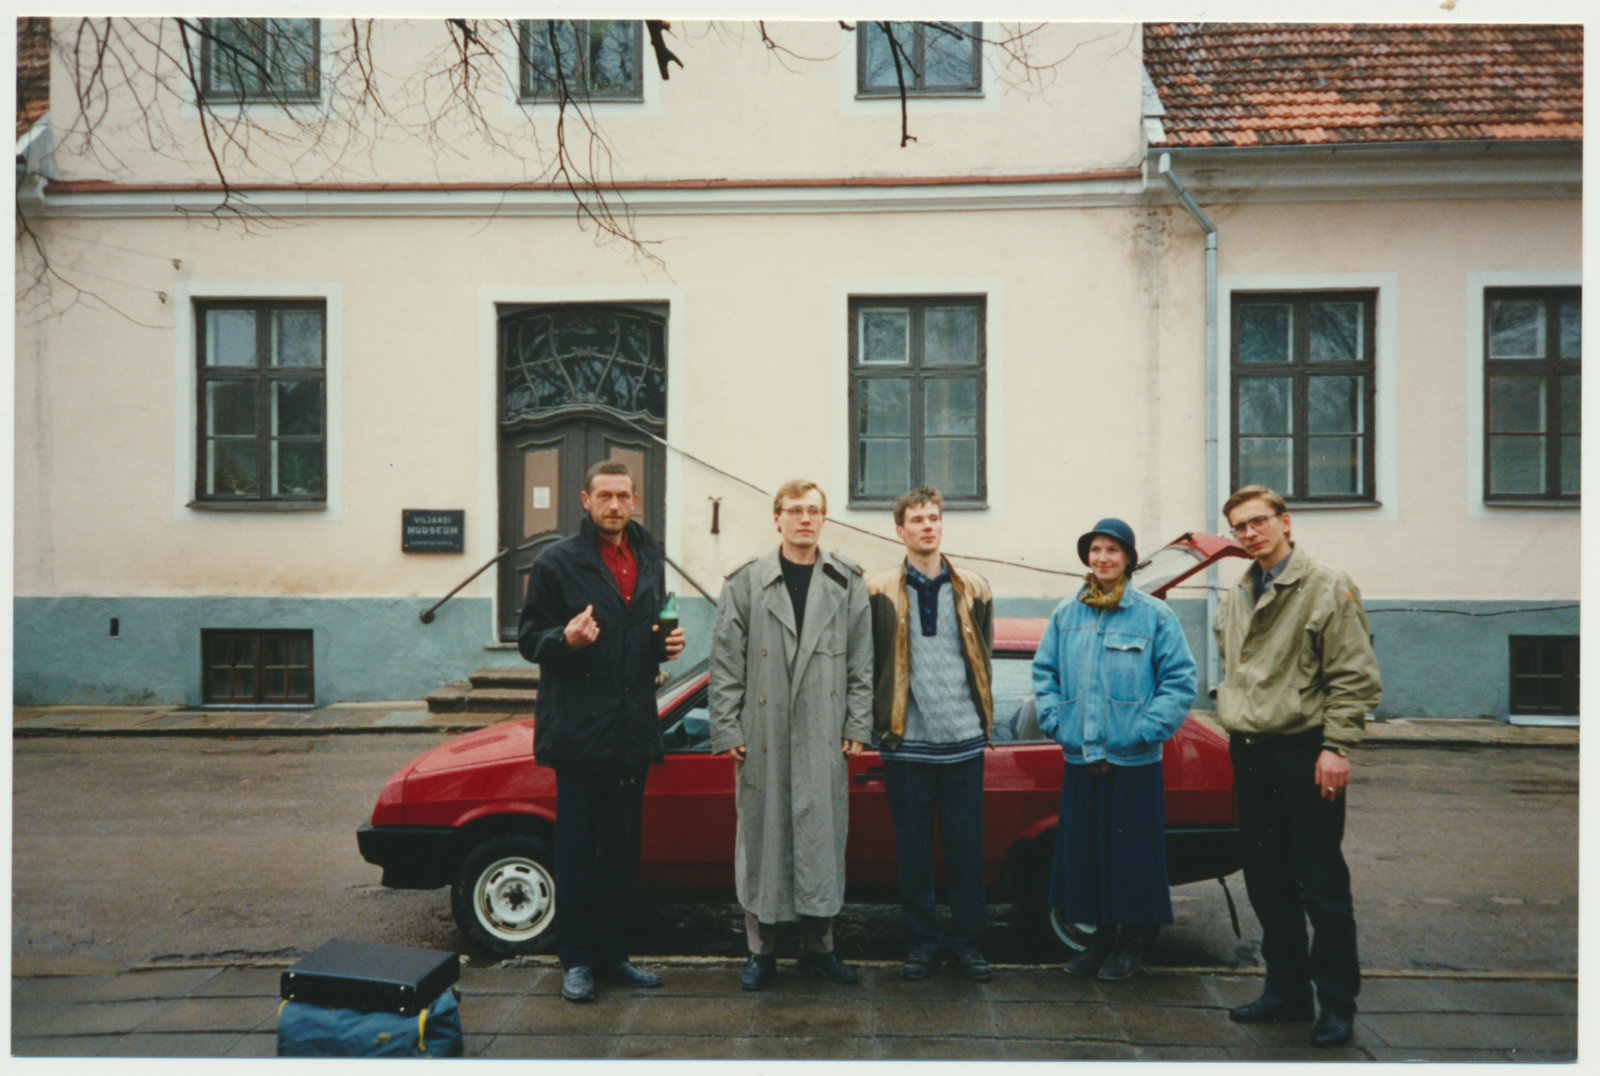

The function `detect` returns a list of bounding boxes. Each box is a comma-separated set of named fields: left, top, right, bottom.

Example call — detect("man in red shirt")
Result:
left=519, top=461, right=684, bottom=1002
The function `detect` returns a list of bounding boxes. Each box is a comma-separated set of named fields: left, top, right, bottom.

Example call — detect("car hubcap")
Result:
left=1048, top=909, right=1098, bottom=954
left=475, top=855, right=555, bottom=942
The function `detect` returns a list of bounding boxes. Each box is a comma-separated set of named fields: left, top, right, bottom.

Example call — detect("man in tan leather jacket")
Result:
left=867, top=486, right=994, bottom=983
left=1214, top=485, right=1381, bottom=1049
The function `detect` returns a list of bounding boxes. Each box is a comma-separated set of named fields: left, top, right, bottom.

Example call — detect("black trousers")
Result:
left=553, top=769, right=645, bottom=970
left=1229, top=730, right=1360, bottom=1013
left=884, top=755, right=986, bottom=951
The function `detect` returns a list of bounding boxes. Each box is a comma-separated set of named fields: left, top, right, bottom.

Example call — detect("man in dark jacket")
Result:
left=518, top=460, right=684, bottom=1003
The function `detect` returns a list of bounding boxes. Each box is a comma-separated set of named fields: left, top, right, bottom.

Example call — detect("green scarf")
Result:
left=1078, top=571, right=1127, bottom=610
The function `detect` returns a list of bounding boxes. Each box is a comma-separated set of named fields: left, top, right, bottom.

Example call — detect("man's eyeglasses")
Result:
left=780, top=506, right=825, bottom=519
left=1228, top=513, right=1281, bottom=537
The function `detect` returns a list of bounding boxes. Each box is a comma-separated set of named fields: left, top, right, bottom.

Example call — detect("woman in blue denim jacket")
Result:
left=1031, top=518, right=1198, bottom=982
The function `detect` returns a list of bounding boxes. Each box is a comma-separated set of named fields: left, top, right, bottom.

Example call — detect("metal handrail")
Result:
left=419, top=544, right=516, bottom=624
left=419, top=539, right=716, bottom=624
left=662, top=553, right=715, bottom=603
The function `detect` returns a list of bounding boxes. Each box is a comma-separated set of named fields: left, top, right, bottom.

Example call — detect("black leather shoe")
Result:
left=1096, top=930, right=1144, bottom=982
left=900, top=945, right=940, bottom=981
left=1063, top=930, right=1114, bottom=978
left=796, top=949, right=860, bottom=984
left=560, top=965, right=596, bottom=1003
left=1228, top=993, right=1315, bottom=1024
left=739, top=952, right=777, bottom=991
left=598, top=961, right=662, bottom=988
left=1310, top=1008, right=1355, bottom=1047
left=947, top=947, right=992, bottom=982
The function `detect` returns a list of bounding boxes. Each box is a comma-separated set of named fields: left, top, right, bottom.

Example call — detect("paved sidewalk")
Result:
left=13, top=703, right=1582, bottom=747
left=9, top=957, right=1577, bottom=1061
left=13, top=703, right=1577, bottom=1060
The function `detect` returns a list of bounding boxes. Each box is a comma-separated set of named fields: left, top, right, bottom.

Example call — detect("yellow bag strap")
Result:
left=416, top=1005, right=429, bottom=1051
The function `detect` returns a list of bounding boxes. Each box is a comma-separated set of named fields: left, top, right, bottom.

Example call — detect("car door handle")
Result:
left=853, top=767, right=887, bottom=785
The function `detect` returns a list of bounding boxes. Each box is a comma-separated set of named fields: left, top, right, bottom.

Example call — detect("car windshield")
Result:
left=991, top=654, right=1046, bottom=744
left=658, top=659, right=709, bottom=705
left=1133, top=543, right=1206, bottom=599
left=658, top=661, right=711, bottom=752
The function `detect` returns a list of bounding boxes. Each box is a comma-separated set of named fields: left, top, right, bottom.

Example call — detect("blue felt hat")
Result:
left=1077, top=517, right=1138, bottom=568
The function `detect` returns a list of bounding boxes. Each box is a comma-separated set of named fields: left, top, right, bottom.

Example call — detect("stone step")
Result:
left=424, top=681, right=472, bottom=713
left=468, top=666, right=540, bottom=689
left=452, top=687, right=540, bottom=714
left=428, top=666, right=543, bottom=713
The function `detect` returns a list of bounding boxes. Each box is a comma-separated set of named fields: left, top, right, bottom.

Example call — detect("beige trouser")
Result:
left=745, top=912, right=834, bottom=954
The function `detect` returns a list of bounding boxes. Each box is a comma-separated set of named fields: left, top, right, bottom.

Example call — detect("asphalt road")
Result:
left=10, top=736, right=1577, bottom=975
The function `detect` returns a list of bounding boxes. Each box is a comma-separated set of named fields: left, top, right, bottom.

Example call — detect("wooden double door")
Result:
left=496, top=304, right=668, bottom=640
left=498, top=416, right=664, bottom=639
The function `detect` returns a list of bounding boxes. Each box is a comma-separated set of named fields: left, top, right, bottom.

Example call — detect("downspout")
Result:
left=1156, top=152, right=1221, bottom=692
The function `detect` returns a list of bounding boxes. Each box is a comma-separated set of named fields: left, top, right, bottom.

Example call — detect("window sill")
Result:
left=855, top=89, right=984, bottom=100
left=201, top=94, right=321, bottom=106
left=848, top=499, right=989, bottom=512
left=187, top=500, right=327, bottom=513
left=1507, top=713, right=1579, bottom=727
left=189, top=703, right=316, bottom=712
left=1482, top=500, right=1580, bottom=509
left=517, top=94, right=644, bottom=105
left=1283, top=500, right=1382, bottom=511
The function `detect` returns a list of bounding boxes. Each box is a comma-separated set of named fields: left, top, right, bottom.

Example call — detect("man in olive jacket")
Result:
left=519, top=461, right=684, bottom=1003
left=1214, top=485, right=1381, bottom=1049
left=709, top=479, right=873, bottom=990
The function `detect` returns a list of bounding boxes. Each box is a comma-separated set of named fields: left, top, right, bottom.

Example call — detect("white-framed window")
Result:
left=832, top=278, right=1003, bottom=517
left=198, top=18, right=320, bottom=103
left=518, top=19, right=644, bottom=102
left=857, top=21, right=983, bottom=98
left=1466, top=271, right=1581, bottom=517
left=1218, top=273, right=1397, bottom=517
left=174, top=282, right=341, bottom=521
left=1230, top=290, right=1377, bottom=503
left=848, top=295, right=986, bottom=506
left=1481, top=286, right=1580, bottom=503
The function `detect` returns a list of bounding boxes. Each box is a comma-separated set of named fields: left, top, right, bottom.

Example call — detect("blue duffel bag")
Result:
left=277, top=985, right=463, bottom=1057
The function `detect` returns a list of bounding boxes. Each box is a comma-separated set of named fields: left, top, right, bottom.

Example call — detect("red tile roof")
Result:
left=17, top=17, right=49, bottom=139
left=1145, top=23, right=1582, bottom=147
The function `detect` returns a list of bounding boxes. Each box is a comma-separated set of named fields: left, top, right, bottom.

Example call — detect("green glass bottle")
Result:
left=656, top=591, right=679, bottom=660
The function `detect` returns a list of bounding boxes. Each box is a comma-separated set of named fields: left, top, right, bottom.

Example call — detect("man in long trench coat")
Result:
left=709, top=478, right=874, bottom=990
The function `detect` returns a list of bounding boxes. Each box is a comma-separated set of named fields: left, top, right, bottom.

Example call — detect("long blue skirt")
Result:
left=1049, top=760, right=1173, bottom=927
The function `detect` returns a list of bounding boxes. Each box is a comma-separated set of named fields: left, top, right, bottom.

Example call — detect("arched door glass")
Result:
left=501, top=306, right=667, bottom=422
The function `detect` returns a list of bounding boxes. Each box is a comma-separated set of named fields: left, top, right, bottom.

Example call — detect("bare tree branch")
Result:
left=174, top=18, right=244, bottom=217
left=22, top=17, right=1100, bottom=312
left=645, top=20, right=681, bottom=80
left=875, top=21, right=918, bottom=148
left=756, top=20, right=834, bottom=69
left=15, top=206, right=168, bottom=329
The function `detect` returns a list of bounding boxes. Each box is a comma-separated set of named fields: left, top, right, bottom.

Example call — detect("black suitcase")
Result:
left=281, top=938, right=460, bottom=1016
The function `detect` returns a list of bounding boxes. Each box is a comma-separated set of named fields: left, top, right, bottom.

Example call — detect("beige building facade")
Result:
left=14, top=20, right=1581, bottom=718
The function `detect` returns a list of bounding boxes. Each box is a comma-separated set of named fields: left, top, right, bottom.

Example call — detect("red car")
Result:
left=358, top=532, right=1249, bottom=957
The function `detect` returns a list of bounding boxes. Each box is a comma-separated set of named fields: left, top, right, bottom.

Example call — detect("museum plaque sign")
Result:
left=402, top=510, right=465, bottom=553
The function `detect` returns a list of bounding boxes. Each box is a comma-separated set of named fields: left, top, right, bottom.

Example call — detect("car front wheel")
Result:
left=1047, top=909, right=1098, bottom=954
left=1019, top=836, right=1098, bottom=957
left=450, top=834, right=557, bottom=957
